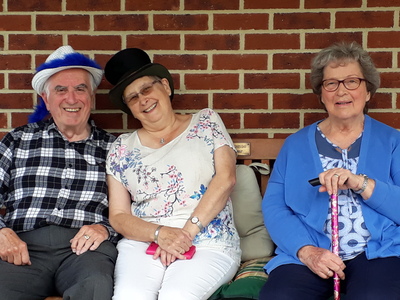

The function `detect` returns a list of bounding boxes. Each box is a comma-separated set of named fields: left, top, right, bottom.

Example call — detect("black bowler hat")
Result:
left=104, top=48, right=174, bottom=115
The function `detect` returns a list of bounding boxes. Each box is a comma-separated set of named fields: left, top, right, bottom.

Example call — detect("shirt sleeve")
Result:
left=0, top=132, right=15, bottom=228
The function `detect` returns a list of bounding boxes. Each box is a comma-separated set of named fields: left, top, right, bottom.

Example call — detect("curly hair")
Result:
left=310, top=42, right=380, bottom=113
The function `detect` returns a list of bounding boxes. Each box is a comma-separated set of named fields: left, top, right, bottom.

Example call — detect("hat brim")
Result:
left=32, top=66, right=103, bottom=95
left=108, top=63, right=174, bottom=115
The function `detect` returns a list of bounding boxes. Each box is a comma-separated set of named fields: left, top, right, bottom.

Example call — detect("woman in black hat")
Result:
left=104, top=49, right=241, bottom=299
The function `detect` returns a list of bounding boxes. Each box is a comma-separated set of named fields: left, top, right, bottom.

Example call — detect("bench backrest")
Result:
left=233, top=138, right=285, bottom=195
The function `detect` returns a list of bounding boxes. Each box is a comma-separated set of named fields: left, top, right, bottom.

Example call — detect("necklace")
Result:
left=160, top=138, right=165, bottom=144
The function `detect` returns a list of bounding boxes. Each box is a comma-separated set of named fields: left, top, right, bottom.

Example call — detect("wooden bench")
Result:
left=233, top=138, right=285, bottom=194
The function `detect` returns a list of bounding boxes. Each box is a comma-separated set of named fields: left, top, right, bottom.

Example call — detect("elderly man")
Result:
left=0, top=46, right=118, bottom=300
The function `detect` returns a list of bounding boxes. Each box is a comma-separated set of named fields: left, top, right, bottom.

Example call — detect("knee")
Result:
left=113, top=287, right=157, bottom=300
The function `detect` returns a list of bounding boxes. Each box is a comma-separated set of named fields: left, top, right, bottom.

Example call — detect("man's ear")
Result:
left=41, top=93, right=51, bottom=111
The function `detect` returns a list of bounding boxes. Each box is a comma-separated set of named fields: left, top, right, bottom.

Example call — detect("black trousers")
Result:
left=259, top=252, right=400, bottom=300
left=0, top=225, right=117, bottom=300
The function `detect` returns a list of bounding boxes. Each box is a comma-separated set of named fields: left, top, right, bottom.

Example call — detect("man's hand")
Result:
left=0, top=228, right=31, bottom=265
left=70, top=224, right=109, bottom=255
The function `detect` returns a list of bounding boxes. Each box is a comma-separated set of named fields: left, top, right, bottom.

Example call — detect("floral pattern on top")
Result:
left=106, top=108, right=241, bottom=263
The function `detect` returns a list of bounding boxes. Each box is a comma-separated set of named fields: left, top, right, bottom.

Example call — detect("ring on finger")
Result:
left=333, top=174, right=339, bottom=178
left=84, top=235, right=90, bottom=240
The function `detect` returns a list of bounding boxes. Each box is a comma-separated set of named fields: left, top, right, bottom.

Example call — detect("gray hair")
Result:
left=310, top=42, right=380, bottom=112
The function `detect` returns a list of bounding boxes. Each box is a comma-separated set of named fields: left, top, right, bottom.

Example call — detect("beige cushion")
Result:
left=231, top=165, right=275, bottom=261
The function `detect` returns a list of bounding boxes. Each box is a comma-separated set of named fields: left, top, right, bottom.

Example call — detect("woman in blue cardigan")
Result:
left=260, top=42, right=400, bottom=299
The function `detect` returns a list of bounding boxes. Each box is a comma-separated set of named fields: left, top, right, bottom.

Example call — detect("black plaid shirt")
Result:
left=0, top=118, right=119, bottom=243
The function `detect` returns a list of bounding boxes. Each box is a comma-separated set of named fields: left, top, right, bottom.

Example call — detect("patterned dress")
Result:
left=106, top=108, right=241, bottom=263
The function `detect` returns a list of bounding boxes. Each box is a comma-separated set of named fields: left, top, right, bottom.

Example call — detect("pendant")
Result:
left=160, top=138, right=165, bottom=144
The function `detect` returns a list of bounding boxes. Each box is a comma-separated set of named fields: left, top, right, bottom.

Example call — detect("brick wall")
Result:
left=1, top=0, right=400, bottom=139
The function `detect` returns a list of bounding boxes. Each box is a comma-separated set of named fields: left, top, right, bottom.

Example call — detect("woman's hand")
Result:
left=298, top=245, right=345, bottom=280
left=318, top=168, right=374, bottom=198
left=156, top=226, right=192, bottom=259
left=151, top=246, right=180, bottom=266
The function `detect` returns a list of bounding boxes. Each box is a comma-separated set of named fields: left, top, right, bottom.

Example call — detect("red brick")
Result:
left=37, top=15, right=90, bottom=31
left=126, top=0, right=179, bottom=10
left=369, top=112, right=400, bottom=129
left=231, top=132, right=272, bottom=139
left=245, top=33, right=300, bottom=50
left=8, top=73, right=33, bottom=90
left=95, top=93, right=115, bottom=111
left=69, top=35, right=121, bottom=51
left=0, top=55, right=31, bottom=70
left=0, top=15, right=31, bottom=31
left=185, top=34, right=240, bottom=50
left=273, top=53, right=315, bottom=70
left=0, top=74, right=4, bottom=89
left=154, top=15, right=208, bottom=31
left=370, top=52, right=392, bottom=68
left=154, top=54, right=207, bottom=70
left=185, top=0, right=239, bottom=10
left=367, top=0, right=400, bottom=6
left=2, top=94, right=33, bottom=109
left=273, top=93, right=319, bottom=110
left=0, top=132, right=7, bottom=140
left=244, top=0, right=300, bottom=9
left=94, top=15, right=148, bottom=31
left=244, top=73, right=300, bottom=89
left=396, top=93, right=400, bottom=109
left=67, top=0, right=119, bottom=11
left=9, top=34, right=63, bottom=51
left=304, top=112, right=328, bottom=126
left=305, top=32, right=362, bottom=49
left=127, top=34, right=181, bottom=50
left=90, top=113, right=123, bottom=130
left=219, top=113, right=240, bottom=129
left=0, top=113, right=6, bottom=129
left=8, top=0, right=61, bottom=11
left=11, top=113, right=31, bottom=128
left=274, top=13, right=330, bottom=30
left=0, top=36, right=3, bottom=49
left=380, top=72, right=400, bottom=88
left=368, top=32, right=400, bottom=48
left=214, top=14, right=268, bottom=30
left=244, top=113, right=300, bottom=129
left=172, top=94, right=208, bottom=110
left=185, top=74, right=239, bottom=90
left=213, top=93, right=268, bottom=109
left=213, top=54, right=267, bottom=70
left=369, top=93, right=392, bottom=109
left=305, top=0, right=361, bottom=8
left=336, top=11, right=393, bottom=29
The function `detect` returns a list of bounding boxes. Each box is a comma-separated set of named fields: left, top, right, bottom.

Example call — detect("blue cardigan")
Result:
left=262, top=115, right=400, bottom=273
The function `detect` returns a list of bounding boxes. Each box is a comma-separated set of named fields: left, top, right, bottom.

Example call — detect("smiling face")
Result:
left=41, top=68, right=94, bottom=134
left=321, top=60, right=371, bottom=122
left=123, top=76, right=172, bottom=127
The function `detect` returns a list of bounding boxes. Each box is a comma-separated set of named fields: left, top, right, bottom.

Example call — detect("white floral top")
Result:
left=106, top=108, right=241, bottom=263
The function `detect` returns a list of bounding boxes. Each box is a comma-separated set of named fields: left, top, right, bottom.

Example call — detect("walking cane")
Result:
left=330, top=193, right=340, bottom=300
left=308, top=178, right=341, bottom=299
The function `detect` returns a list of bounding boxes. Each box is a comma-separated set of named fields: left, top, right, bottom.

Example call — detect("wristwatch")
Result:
left=189, top=216, right=204, bottom=231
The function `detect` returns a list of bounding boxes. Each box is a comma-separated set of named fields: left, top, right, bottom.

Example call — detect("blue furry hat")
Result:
left=29, top=45, right=103, bottom=123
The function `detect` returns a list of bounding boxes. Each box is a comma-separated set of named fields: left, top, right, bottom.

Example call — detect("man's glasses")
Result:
left=123, top=80, right=161, bottom=104
left=321, top=77, right=367, bottom=92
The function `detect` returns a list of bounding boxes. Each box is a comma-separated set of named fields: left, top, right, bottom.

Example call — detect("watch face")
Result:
left=192, top=217, right=199, bottom=223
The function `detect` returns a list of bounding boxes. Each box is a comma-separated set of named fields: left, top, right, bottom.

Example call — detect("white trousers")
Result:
left=113, top=238, right=239, bottom=300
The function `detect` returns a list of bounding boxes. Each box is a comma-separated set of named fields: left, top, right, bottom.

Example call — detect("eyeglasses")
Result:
left=322, top=77, right=367, bottom=92
left=123, top=80, right=161, bottom=104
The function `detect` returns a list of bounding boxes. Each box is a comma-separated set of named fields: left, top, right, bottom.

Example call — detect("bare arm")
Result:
left=107, top=175, right=192, bottom=264
left=182, top=145, right=237, bottom=238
